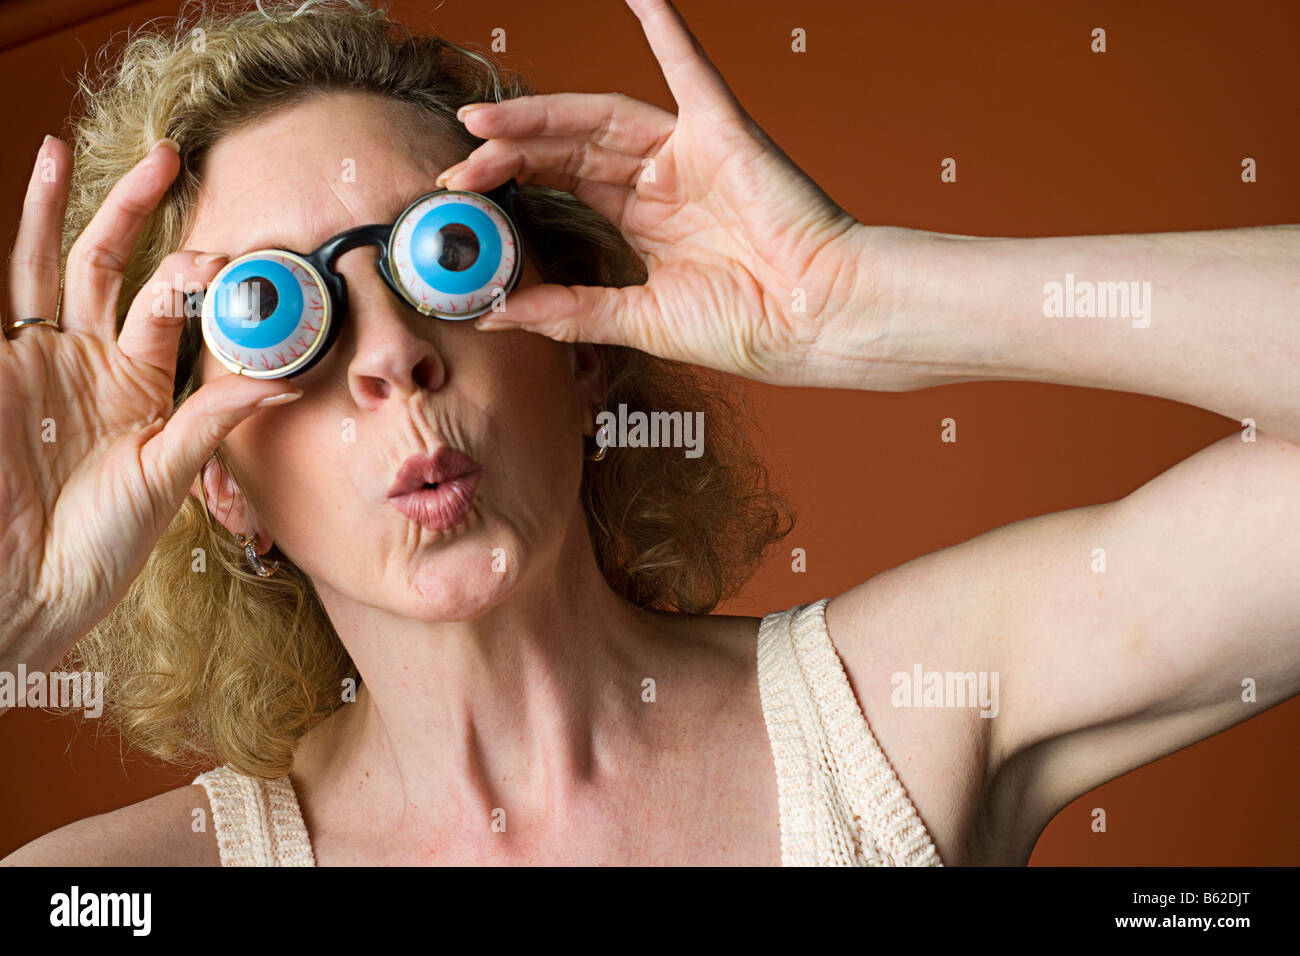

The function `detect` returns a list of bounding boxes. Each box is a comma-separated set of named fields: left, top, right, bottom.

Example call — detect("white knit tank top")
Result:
left=192, top=597, right=942, bottom=866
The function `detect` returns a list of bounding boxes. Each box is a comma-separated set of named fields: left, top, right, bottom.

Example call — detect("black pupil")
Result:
left=249, top=278, right=278, bottom=321
left=434, top=223, right=480, bottom=271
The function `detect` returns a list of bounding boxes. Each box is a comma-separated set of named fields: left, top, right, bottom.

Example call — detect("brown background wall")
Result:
left=1, top=0, right=1296, bottom=864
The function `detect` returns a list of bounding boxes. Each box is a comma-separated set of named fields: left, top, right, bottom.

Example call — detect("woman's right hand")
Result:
left=0, top=134, right=303, bottom=679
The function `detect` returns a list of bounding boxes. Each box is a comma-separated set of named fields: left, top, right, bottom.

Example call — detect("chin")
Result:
left=399, top=556, right=521, bottom=623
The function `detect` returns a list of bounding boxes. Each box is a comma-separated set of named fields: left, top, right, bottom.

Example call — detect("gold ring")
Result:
left=5, top=317, right=60, bottom=333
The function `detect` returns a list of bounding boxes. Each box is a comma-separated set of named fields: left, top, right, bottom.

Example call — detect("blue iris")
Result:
left=408, top=200, right=502, bottom=295
left=212, top=258, right=304, bottom=348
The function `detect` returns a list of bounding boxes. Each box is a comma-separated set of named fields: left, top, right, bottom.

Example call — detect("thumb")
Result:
left=476, top=282, right=647, bottom=347
left=140, top=376, right=303, bottom=502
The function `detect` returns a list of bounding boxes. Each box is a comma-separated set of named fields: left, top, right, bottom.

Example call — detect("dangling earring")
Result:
left=586, top=406, right=609, bottom=461
left=234, top=531, right=280, bottom=577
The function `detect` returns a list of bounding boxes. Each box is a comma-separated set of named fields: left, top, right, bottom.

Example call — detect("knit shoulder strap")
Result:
left=192, top=765, right=316, bottom=867
left=756, top=597, right=943, bottom=866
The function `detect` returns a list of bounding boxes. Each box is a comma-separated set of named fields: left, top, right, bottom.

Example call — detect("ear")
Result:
left=570, top=343, right=607, bottom=438
left=188, top=455, right=273, bottom=555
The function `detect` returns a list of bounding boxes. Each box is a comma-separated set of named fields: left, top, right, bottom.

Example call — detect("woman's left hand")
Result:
left=442, top=0, right=875, bottom=387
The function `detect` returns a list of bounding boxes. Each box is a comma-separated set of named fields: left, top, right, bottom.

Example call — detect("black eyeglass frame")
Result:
left=182, top=177, right=525, bottom=386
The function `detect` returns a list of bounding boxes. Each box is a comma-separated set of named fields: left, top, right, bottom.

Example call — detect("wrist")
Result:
left=797, top=223, right=936, bottom=391
left=802, top=225, right=1018, bottom=391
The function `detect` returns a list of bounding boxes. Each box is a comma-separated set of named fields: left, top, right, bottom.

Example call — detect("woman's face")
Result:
left=183, top=90, right=604, bottom=620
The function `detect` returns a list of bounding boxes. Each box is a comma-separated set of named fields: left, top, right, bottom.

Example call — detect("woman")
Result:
left=1, top=0, right=1297, bottom=866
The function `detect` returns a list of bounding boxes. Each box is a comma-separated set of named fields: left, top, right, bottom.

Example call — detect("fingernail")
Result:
left=195, top=252, right=230, bottom=267
left=435, top=162, right=465, bottom=188
left=456, top=104, right=485, bottom=123
left=256, top=390, right=303, bottom=408
left=151, top=136, right=180, bottom=154
left=474, top=317, right=519, bottom=331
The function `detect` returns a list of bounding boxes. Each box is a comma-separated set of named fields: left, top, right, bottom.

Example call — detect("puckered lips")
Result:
left=386, top=447, right=483, bottom=532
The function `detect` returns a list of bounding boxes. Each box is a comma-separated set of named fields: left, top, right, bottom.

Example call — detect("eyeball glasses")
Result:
left=188, top=178, right=524, bottom=381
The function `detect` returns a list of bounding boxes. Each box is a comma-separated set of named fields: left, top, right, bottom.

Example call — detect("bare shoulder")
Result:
left=635, top=603, right=768, bottom=713
left=828, top=431, right=1300, bottom=865
left=634, top=605, right=783, bottom=864
left=0, top=784, right=221, bottom=866
left=638, top=604, right=764, bottom=674
left=824, top=527, right=1045, bottom=866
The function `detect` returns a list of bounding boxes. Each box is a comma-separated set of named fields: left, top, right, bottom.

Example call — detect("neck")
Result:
left=292, top=506, right=671, bottom=853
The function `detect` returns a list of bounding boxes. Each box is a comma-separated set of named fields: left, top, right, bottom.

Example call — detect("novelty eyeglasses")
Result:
left=193, top=178, right=524, bottom=380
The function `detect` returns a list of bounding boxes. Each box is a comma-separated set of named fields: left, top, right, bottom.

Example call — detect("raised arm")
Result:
left=825, top=427, right=1300, bottom=861
left=809, top=223, right=1300, bottom=446
left=812, top=218, right=1300, bottom=851
left=452, top=3, right=1300, bottom=454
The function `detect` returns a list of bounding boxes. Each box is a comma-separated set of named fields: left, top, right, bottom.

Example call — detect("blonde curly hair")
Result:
left=57, top=0, right=795, bottom=778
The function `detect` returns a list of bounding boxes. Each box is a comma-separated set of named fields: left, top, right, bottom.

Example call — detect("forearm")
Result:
left=810, top=223, right=1300, bottom=445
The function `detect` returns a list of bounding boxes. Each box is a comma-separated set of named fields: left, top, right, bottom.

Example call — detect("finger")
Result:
left=438, top=137, right=648, bottom=228
left=139, top=373, right=302, bottom=507
left=5, top=136, right=72, bottom=339
left=62, top=138, right=180, bottom=341
left=117, top=249, right=228, bottom=374
left=475, top=281, right=648, bottom=348
left=457, top=92, right=675, bottom=158
left=624, top=0, right=745, bottom=123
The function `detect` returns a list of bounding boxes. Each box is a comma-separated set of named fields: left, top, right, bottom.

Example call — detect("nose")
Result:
left=334, top=246, right=446, bottom=404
